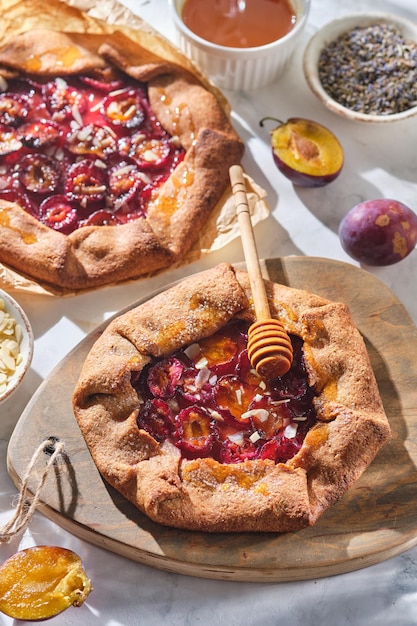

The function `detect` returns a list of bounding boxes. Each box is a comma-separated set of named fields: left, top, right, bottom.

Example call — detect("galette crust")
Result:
left=72, top=263, right=391, bottom=532
left=0, top=27, right=244, bottom=290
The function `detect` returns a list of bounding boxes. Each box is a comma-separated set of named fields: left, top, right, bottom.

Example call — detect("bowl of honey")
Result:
left=169, top=0, right=311, bottom=90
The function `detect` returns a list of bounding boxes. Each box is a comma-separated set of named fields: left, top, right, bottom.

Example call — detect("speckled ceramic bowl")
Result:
left=303, top=12, right=417, bottom=122
left=0, top=289, right=33, bottom=403
left=169, top=0, right=310, bottom=91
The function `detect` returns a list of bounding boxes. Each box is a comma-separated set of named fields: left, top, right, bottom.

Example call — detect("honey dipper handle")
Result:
left=229, top=165, right=271, bottom=321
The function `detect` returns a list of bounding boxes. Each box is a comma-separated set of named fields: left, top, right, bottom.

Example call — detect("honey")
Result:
left=181, top=0, right=297, bottom=49
left=25, top=46, right=83, bottom=72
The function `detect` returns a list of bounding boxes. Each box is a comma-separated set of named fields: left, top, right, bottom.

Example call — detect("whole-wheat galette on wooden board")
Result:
left=0, top=0, right=244, bottom=292
left=72, top=263, right=391, bottom=533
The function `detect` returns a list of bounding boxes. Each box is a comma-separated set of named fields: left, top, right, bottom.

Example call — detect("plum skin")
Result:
left=339, top=199, right=417, bottom=266
left=272, top=153, right=340, bottom=187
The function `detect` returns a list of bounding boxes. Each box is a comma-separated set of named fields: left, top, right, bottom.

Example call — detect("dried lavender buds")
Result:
left=318, top=22, right=417, bottom=115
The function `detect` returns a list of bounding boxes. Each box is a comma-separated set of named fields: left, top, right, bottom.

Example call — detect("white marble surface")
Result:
left=1, top=0, right=417, bottom=624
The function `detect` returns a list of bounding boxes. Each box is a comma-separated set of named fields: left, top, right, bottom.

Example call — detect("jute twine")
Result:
left=0, top=438, right=65, bottom=543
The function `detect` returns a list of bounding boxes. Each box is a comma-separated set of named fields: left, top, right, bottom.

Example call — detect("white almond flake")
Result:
left=228, top=432, right=244, bottom=445
left=143, top=149, right=158, bottom=162
left=241, top=408, right=269, bottom=422
left=195, top=367, right=210, bottom=388
left=284, top=423, right=298, bottom=439
left=0, top=298, right=23, bottom=392
left=109, top=87, right=130, bottom=97
left=184, top=343, right=200, bottom=360
left=137, top=172, right=151, bottom=184
left=235, top=388, right=242, bottom=405
left=249, top=431, right=261, bottom=443
left=195, top=356, right=208, bottom=370
left=293, top=415, right=308, bottom=421
left=168, top=398, right=179, bottom=412
left=208, top=409, right=224, bottom=422
left=258, top=380, right=266, bottom=390
left=0, top=76, right=8, bottom=92
left=90, top=101, right=101, bottom=113
left=134, top=133, right=146, bottom=144
left=55, top=77, right=68, bottom=89
left=171, top=135, right=182, bottom=147
left=209, top=374, right=217, bottom=386
left=77, top=126, right=92, bottom=142
left=113, top=164, right=136, bottom=177
left=104, top=125, right=118, bottom=139
left=71, top=104, right=83, bottom=127
left=94, top=159, right=107, bottom=169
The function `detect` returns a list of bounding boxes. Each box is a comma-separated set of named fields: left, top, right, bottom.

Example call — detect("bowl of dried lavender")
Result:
left=303, top=13, right=417, bottom=122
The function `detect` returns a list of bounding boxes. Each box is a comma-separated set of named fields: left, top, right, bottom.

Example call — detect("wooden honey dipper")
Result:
left=229, top=164, right=293, bottom=379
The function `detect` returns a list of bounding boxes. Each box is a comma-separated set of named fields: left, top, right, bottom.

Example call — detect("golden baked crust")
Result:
left=72, top=263, right=391, bottom=532
left=0, top=17, right=244, bottom=291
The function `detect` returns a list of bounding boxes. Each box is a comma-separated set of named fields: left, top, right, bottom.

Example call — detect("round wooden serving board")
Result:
left=7, top=257, right=417, bottom=582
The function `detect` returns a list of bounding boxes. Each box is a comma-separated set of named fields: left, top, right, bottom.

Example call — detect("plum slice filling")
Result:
left=133, top=320, right=318, bottom=464
left=0, top=74, right=185, bottom=233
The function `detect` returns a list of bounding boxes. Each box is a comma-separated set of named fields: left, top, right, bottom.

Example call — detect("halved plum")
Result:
left=0, top=93, right=30, bottom=126
left=0, top=125, right=22, bottom=155
left=81, top=209, right=121, bottom=227
left=43, top=78, right=88, bottom=122
left=137, top=398, right=174, bottom=442
left=0, top=546, right=91, bottom=621
left=66, top=124, right=117, bottom=159
left=185, top=333, right=239, bottom=375
left=260, top=117, right=343, bottom=187
left=102, top=88, right=146, bottom=129
left=245, top=396, right=291, bottom=438
left=65, top=159, right=107, bottom=204
left=18, top=153, right=60, bottom=194
left=18, top=119, right=63, bottom=149
left=219, top=434, right=258, bottom=463
left=108, top=161, right=144, bottom=209
left=214, top=375, right=260, bottom=423
left=122, top=132, right=173, bottom=170
left=258, top=434, right=301, bottom=463
left=0, top=188, right=36, bottom=216
left=174, top=405, right=216, bottom=457
left=147, top=357, right=184, bottom=399
left=39, top=195, right=78, bottom=234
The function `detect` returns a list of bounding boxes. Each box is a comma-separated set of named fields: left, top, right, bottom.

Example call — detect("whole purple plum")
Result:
left=339, top=199, right=417, bottom=266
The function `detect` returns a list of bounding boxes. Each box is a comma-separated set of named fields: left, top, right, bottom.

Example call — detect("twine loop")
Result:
left=0, top=437, right=65, bottom=543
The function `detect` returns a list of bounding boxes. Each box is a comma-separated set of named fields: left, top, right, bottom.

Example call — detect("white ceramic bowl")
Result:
left=169, top=0, right=310, bottom=91
left=303, top=12, right=417, bottom=123
left=0, top=289, right=33, bottom=403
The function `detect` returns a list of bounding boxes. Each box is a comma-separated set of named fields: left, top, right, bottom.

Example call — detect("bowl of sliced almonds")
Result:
left=0, top=289, right=33, bottom=403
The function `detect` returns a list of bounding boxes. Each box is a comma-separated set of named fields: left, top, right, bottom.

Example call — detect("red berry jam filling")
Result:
left=0, top=74, right=185, bottom=233
left=133, top=320, right=317, bottom=464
